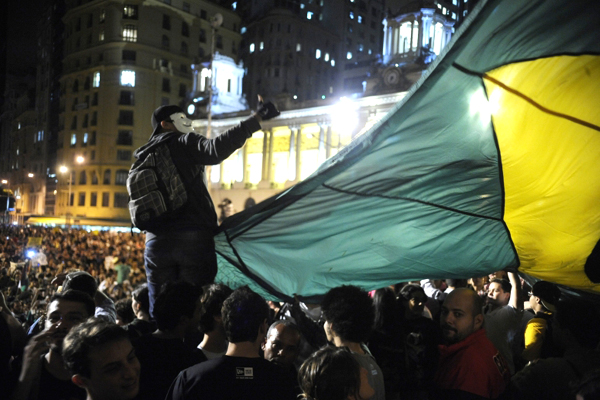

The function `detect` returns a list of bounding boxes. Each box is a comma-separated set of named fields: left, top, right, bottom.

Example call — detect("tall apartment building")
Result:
left=239, top=0, right=385, bottom=107
left=56, top=0, right=240, bottom=224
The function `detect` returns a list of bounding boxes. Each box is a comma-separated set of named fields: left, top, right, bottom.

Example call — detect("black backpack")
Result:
left=127, top=136, right=187, bottom=231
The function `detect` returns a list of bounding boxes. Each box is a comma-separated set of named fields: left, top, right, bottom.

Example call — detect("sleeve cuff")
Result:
left=241, top=116, right=262, bottom=137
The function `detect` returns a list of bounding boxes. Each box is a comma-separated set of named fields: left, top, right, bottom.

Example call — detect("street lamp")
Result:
left=60, top=156, right=85, bottom=227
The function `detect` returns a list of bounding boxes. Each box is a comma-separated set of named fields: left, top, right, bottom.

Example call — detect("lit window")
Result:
left=453, top=0, right=458, bottom=4
left=93, top=72, right=100, bottom=87
left=259, top=41, right=264, bottom=50
left=358, top=44, right=364, bottom=52
left=300, top=3, right=305, bottom=9
left=99, top=9, right=106, bottom=23
left=346, top=52, right=352, bottom=59
left=463, top=10, right=467, bottom=16
left=240, top=26, right=247, bottom=34
left=123, top=25, right=137, bottom=42
left=357, top=15, right=363, bottom=23
left=437, top=3, right=441, bottom=8
left=232, top=1, right=237, bottom=10
left=296, top=43, right=301, bottom=52
left=324, top=52, right=329, bottom=61
left=83, top=132, right=89, bottom=144
left=71, top=133, right=77, bottom=146
left=99, top=30, right=104, bottom=41
left=120, top=70, right=136, bottom=87
left=307, top=11, right=313, bottom=19
left=331, top=59, right=335, bottom=67
left=315, top=49, right=321, bottom=59
left=123, top=5, right=138, bottom=19
left=452, top=12, right=457, bottom=19
left=443, top=7, right=447, bottom=14
left=349, top=11, right=354, bottom=19
left=249, top=43, right=255, bottom=53
left=368, top=48, right=372, bottom=55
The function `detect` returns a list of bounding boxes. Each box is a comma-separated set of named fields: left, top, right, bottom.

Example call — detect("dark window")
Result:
left=198, top=47, right=205, bottom=57
left=179, top=83, right=186, bottom=97
left=76, top=17, right=81, bottom=31
left=78, top=192, right=86, bottom=206
left=73, top=80, right=79, bottom=92
left=91, top=111, right=97, bottom=126
left=199, top=29, right=206, bottom=43
left=87, top=14, right=93, bottom=28
left=117, top=150, right=132, bottom=161
left=71, top=116, right=77, bottom=129
left=91, top=171, right=98, bottom=185
left=91, top=150, right=96, bottom=160
left=119, top=91, right=134, bottom=105
left=183, top=2, right=190, bottom=12
left=90, top=192, right=97, bottom=206
left=163, top=15, right=170, bottom=30
left=162, top=35, right=170, bottom=48
left=122, top=50, right=136, bottom=63
left=216, top=35, right=223, bottom=49
left=90, top=131, right=96, bottom=145
left=84, top=77, right=90, bottom=90
left=181, top=41, right=188, bottom=55
left=69, top=193, right=74, bottom=206
left=117, top=130, right=133, bottom=145
left=200, top=9, right=207, bottom=19
left=79, top=171, right=87, bottom=184
left=103, top=170, right=111, bottom=185
left=72, top=98, right=78, bottom=111
left=82, top=114, right=89, bottom=128
left=114, top=192, right=129, bottom=208
left=182, top=22, right=189, bottom=37
left=123, top=5, right=138, bottom=19
left=162, top=78, right=171, bottom=93
left=102, top=192, right=109, bottom=207
left=115, top=170, right=128, bottom=185
left=118, top=110, right=134, bottom=125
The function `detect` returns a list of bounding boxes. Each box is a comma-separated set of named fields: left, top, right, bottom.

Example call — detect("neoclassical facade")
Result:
left=382, top=6, right=454, bottom=65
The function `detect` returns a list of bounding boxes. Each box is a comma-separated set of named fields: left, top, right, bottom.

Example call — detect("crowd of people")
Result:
left=1, top=226, right=600, bottom=400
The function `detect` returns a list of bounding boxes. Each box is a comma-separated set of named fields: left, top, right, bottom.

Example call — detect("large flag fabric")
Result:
left=214, top=0, right=600, bottom=302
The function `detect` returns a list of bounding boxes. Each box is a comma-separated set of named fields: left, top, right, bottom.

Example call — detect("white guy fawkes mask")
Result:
left=169, top=112, right=193, bottom=134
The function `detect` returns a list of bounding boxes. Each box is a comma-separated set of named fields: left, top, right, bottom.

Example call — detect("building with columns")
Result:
left=382, top=4, right=454, bottom=66
left=191, top=92, right=407, bottom=213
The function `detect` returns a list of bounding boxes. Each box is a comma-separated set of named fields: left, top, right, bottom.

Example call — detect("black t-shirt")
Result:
left=38, top=361, right=86, bottom=400
left=133, top=335, right=207, bottom=400
left=166, top=356, right=298, bottom=400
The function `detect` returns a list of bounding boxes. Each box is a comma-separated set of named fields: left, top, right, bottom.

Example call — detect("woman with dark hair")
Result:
left=298, top=346, right=374, bottom=400
left=397, top=284, right=442, bottom=397
left=367, top=287, right=403, bottom=400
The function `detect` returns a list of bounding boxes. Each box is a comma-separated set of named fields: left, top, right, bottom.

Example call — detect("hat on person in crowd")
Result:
left=63, top=271, right=98, bottom=298
left=151, top=105, right=184, bottom=136
left=531, top=280, right=561, bottom=312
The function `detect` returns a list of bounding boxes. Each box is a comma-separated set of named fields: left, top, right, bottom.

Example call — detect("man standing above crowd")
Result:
left=321, top=285, right=385, bottom=400
left=139, top=100, right=280, bottom=316
left=166, top=286, right=297, bottom=400
left=435, top=288, right=510, bottom=399
left=10, top=290, right=95, bottom=400
left=484, top=271, right=523, bottom=374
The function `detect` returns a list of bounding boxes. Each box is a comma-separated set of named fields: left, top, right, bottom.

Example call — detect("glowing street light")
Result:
left=60, top=156, right=85, bottom=226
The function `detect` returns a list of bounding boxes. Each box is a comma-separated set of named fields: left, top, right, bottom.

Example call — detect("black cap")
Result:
left=63, top=271, right=98, bottom=297
left=532, top=281, right=561, bottom=312
left=151, top=105, right=185, bottom=136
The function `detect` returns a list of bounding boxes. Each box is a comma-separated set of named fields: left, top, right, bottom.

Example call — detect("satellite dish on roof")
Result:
left=210, top=13, right=223, bottom=28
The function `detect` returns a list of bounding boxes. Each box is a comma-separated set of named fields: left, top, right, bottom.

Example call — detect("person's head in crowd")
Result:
left=553, top=298, right=600, bottom=352
left=373, top=287, right=398, bottom=331
left=529, top=280, right=561, bottom=313
left=131, top=284, right=151, bottom=321
left=445, top=279, right=468, bottom=290
left=45, top=289, right=96, bottom=353
left=63, top=318, right=140, bottom=400
left=153, top=281, right=202, bottom=335
left=486, top=278, right=511, bottom=310
left=321, top=285, right=374, bottom=345
left=199, top=283, right=233, bottom=334
left=62, top=270, right=98, bottom=298
left=115, top=298, right=134, bottom=326
left=440, top=288, right=484, bottom=345
left=262, top=320, right=302, bottom=370
left=574, top=369, right=600, bottom=400
left=221, top=286, right=269, bottom=344
left=467, top=277, right=486, bottom=292
left=298, top=346, right=375, bottom=400
left=399, top=284, right=428, bottom=319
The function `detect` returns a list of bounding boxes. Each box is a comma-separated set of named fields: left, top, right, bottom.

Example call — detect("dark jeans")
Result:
left=144, top=230, right=217, bottom=317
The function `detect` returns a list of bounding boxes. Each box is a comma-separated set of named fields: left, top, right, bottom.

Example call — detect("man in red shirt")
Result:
left=434, top=288, right=510, bottom=399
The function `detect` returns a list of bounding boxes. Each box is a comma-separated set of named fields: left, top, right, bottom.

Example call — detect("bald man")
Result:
left=434, top=288, right=510, bottom=399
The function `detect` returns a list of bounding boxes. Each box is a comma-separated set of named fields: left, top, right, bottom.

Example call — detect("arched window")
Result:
left=79, top=171, right=87, bottom=184
left=103, top=169, right=111, bottom=185
left=91, top=170, right=98, bottom=185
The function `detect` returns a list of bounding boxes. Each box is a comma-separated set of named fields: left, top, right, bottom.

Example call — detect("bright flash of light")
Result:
left=332, top=97, right=359, bottom=135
